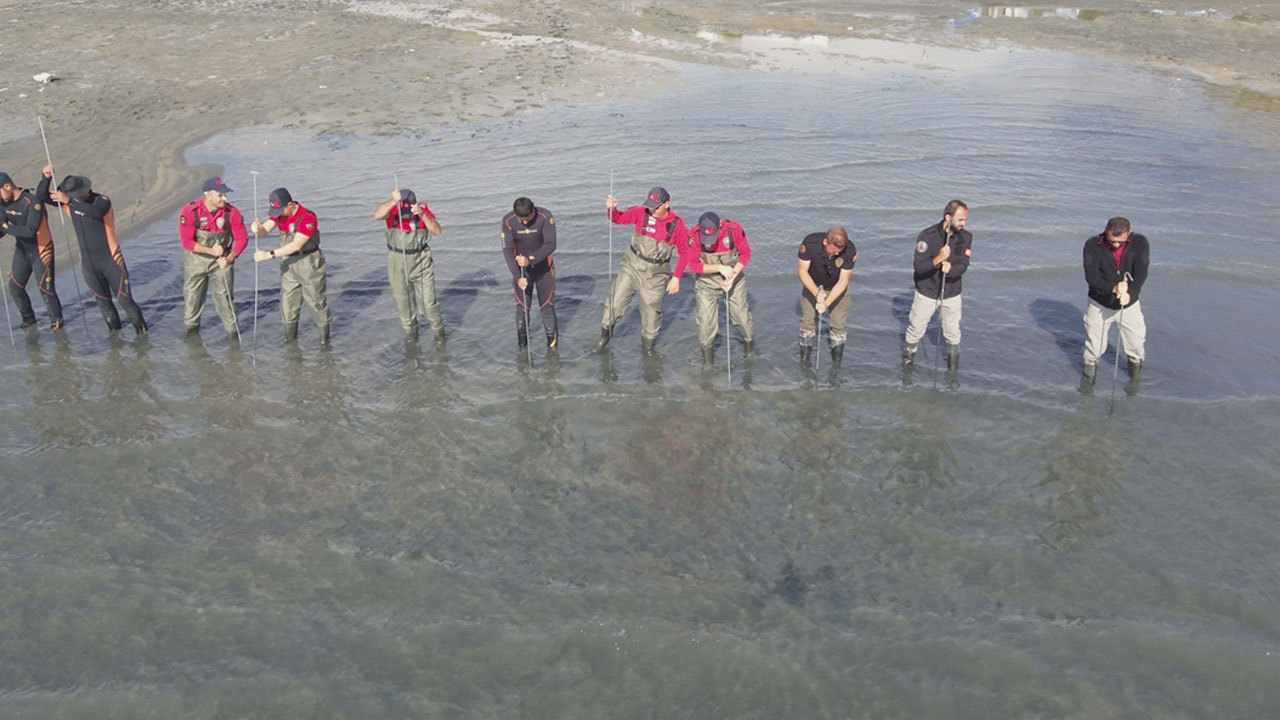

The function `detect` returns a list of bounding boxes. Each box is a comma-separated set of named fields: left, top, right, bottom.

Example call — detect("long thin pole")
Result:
left=724, top=288, right=731, bottom=385
left=1, top=243, right=15, bottom=347
left=1108, top=272, right=1133, bottom=416
left=393, top=173, right=418, bottom=369
left=607, top=170, right=614, bottom=351
left=37, top=116, right=91, bottom=340
left=932, top=272, right=946, bottom=390
left=815, top=308, right=823, bottom=373
left=521, top=265, right=532, bottom=365
left=251, top=171, right=260, bottom=365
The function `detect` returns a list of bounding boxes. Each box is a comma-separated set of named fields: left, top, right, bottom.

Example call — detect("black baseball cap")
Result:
left=202, top=177, right=233, bottom=194
left=399, top=189, right=417, bottom=205
left=268, top=188, right=293, bottom=213
left=697, top=212, right=720, bottom=236
left=0, top=172, right=13, bottom=187
left=642, top=186, right=670, bottom=210
left=59, top=175, right=92, bottom=198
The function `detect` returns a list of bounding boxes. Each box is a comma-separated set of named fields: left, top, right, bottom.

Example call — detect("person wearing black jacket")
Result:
left=902, top=200, right=972, bottom=370
left=1082, top=216, right=1149, bottom=384
left=0, top=166, right=63, bottom=331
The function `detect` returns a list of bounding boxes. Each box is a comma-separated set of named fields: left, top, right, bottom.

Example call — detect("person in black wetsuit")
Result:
left=0, top=165, right=63, bottom=332
left=48, top=175, right=148, bottom=336
left=501, top=196, right=559, bottom=351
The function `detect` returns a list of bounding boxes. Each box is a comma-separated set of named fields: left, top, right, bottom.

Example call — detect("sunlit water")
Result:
left=3, top=42, right=1279, bottom=718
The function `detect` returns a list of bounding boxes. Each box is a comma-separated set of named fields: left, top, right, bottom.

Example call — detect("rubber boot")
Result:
left=1127, top=357, right=1142, bottom=382
left=947, top=344, right=959, bottom=371
left=1082, top=362, right=1097, bottom=385
left=516, top=327, right=528, bottom=349
left=590, top=327, right=612, bottom=354
left=701, top=344, right=714, bottom=367
left=901, top=342, right=917, bottom=365
left=830, top=343, right=845, bottom=365
left=404, top=324, right=418, bottom=344
left=284, top=322, right=298, bottom=343
left=434, top=328, right=446, bottom=346
left=799, top=341, right=813, bottom=365
left=744, top=339, right=755, bottom=357
left=641, top=336, right=657, bottom=357
left=319, top=324, right=331, bottom=348
left=546, top=331, right=559, bottom=352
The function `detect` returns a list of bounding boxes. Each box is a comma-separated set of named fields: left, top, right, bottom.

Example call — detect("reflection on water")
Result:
left=980, top=6, right=1109, bottom=21
left=3, top=41, right=1280, bottom=719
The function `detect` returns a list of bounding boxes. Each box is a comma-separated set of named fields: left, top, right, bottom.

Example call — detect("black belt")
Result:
left=630, top=247, right=670, bottom=265
left=387, top=244, right=425, bottom=255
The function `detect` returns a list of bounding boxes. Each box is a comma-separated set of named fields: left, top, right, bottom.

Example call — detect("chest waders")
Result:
left=184, top=225, right=238, bottom=335
left=278, top=224, right=331, bottom=344
left=386, top=226, right=442, bottom=341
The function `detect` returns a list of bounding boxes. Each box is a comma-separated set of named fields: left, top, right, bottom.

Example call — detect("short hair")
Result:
left=825, top=226, right=848, bottom=249
left=513, top=197, right=535, bottom=217
left=944, top=199, right=968, bottom=217
left=1105, top=217, right=1131, bottom=236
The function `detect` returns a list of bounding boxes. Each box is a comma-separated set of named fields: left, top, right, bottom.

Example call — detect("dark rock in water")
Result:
left=774, top=560, right=808, bottom=606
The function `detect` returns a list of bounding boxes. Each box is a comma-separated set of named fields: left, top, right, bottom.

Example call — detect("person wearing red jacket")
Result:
left=590, top=186, right=689, bottom=356
left=252, top=188, right=332, bottom=346
left=178, top=177, right=247, bottom=339
left=687, top=211, right=754, bottom=365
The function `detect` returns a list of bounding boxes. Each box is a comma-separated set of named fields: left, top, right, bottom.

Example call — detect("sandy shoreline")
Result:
left=1, top=0, right=1275, bottom=245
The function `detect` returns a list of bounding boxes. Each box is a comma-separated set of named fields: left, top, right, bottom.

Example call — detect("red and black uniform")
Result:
left=2, top=176, right=63, bottom=329
left=684, top=218, right=750, bottom=272
left=501, top=206, right=558, bottom=348
left=58, top=192, right=147, bottom=333
left=610, top=204, right=692, bottom=276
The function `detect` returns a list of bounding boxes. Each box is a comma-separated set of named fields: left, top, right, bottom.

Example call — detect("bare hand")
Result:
left=42, top=164, right=54, bottom=179
left=936, top=244, right=951, bottom=263
left=211, top=244, right=227, bottom=258
left=605, top=194, right=618, bottom=211
left=517, top=277, right=528, bottom=291
left=1117, top=292, right=1131, bottom=306
left=1115, top=280, right=1128, bottom=297
left=49, top=190, right=68, bottom=204
left=216, top=256, right=230, bottom=269
left=716, top=265, right=734, bottom=279
left=515, top=255, right=529, bottom=268
left=941, top=261, right=951, bottom=275
left=391, top=190, right=401, bottom=203
left=250, top=221, right=263, bottom=235
left=254, top=249, right=272, bottom=262
left=720, top=278, right=733, bottom=293
left=666, top=276, right=680, bottom=295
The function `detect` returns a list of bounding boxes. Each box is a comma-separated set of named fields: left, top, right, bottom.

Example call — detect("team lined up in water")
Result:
left=0, top=167, right=1150, bottom=385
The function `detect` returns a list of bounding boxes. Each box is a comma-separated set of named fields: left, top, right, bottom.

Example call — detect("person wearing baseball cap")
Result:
left=1080, top=215, right=1149, bottom=389
left=1, top=164, right=64, bottom=331
left=902, top=200, right=972, bottom=373
left=374, top=188, right=445, bottom=345
left=48, top=174, right=148, bottom=336
left=177, top=176, right=248, bottom=340
left=252, top=187, right=332, bottom=347
left=591, top=185, right=690, bottom=356
left=686, top=211, right=754, bottom=366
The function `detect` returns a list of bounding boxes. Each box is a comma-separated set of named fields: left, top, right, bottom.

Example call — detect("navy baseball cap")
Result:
left=0, top=172, right=13, bottom=187
left=59, top=175, right=92, bottom=198
left=268, top=188, right=293, bottom=213
left=697, top=212, right=720, bottom=236
left=399, top=189, right=417, bottom=205
left=202, top=177, right=233, bottom=194
left=642, top=186, right=670, bottom=210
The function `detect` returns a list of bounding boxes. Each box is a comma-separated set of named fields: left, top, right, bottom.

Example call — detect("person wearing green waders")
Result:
left=590, top=186, right=689, bottom=356
left=178, top=177, right=247, bottom=339
left=251, top=188, right=332, bottom=347
left=374, top=189, right=445, bottom=345
left=685, top=211, right=754, bottom=366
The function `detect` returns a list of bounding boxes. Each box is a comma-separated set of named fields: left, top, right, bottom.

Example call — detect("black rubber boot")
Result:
left=641, top=337, right=657, bottom=356
left=701, top=344, right=714, bottom=367
left=319, top=324, right=331, bottom=348
left=902, top=342, right=917, bottom=364
left=434, top=328, right=447, bottom=346
left=947, top=344, right=959, bottom=371
left=1082, top=362, right=1097, bottom=385
left=590, top=327, right=612, bottom=354
left=1127, top=357, right=1142, bottom=382
left=830, top=343, right=845, bottom=365
left=404, top=324, right=418, bottom=344
left=799, top=342, right=813, bottom=364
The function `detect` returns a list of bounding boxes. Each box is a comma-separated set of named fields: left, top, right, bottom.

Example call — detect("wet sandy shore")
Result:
left=0, top=0, right=1275, bottom=242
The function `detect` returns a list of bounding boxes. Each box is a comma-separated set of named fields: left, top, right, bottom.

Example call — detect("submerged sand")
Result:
left=0, top=0, right=1275, bottom=241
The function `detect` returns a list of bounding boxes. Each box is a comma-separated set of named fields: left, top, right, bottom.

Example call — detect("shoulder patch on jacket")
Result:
left=964, top=247, right=972, bottom=257
left=916, top=240, right=928, bottom=253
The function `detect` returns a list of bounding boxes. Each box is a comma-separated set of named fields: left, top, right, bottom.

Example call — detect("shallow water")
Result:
left=2, top=44, right=1279, bottom=718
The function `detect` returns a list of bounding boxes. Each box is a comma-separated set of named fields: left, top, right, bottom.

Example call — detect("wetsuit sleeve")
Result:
left=1128, top=236, right=1150, bottom=298
left=731, top=221, right=750, bottom=267
left=2, top=195, right=42, bottom=239
left=912, top=229, right=936, bottom=279
left=501, top=215, right=521, bottom=279
left=178, top=205, right=197, bottom=251
left=71, top=194, right=112, bottom=220
left=529, top=212, right=556, bottom=265
left=948, top=231, right=972, bottom=280
left=36, top=176, right=51, bottom=203
left=227, top=207, right=249, bottom=257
